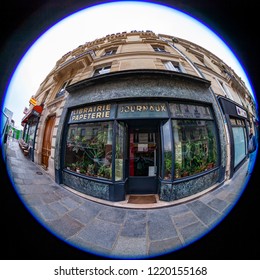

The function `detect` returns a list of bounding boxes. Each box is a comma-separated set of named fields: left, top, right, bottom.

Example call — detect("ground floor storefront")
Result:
left=52, top=72, right=232, bottom=202
left=59, top=100, right=223, bottom=202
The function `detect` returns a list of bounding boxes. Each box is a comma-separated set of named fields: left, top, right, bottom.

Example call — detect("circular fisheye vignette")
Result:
left=3, top=1, right=258, bottom=259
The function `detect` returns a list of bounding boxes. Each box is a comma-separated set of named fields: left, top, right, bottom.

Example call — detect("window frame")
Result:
left=230, top=117, right=247, bottom=168
left=167, top=102, right=220, bottom=181
left=102, top=48, right=118, bottom=57
left=64, top=120, right=115, bottom=181
left=93, top=65, right=111, bottom=76
left=55, top=79, right=72, bottom=98
left=152, top=45, right=166, bottom=52
left=163, top=61, right=186, bottom=73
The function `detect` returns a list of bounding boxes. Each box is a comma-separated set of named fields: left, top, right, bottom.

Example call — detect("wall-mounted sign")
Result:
left=170, top=103, right=213, bottom=119
left=117, top=102, right=168, bottom=119
left=23, top=107, right=29, bottom=114
left=236, top=106, right=247, bottom=118
left=29, top=97, right=37, bottom=106
left=69, top=104, right=115, bottom=123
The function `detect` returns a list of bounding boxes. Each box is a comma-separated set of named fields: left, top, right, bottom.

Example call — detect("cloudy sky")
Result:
left=3, top=1, right=255, bottom=129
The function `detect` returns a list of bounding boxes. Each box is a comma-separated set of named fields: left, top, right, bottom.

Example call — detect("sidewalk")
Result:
left=6, top=139, right=249, bottom=259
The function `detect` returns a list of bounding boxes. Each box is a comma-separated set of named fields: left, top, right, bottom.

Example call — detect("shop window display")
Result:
left=169, top=103, right=218, bottom=179
left=230, top=118, right=247, bottom=167
left=115, top=122, right=125, bottom=181
left=162, top=120, right=173, bottom=180
left=172, top=119, right=218, bottom=178
left=65, top=121, right=113, bottom=180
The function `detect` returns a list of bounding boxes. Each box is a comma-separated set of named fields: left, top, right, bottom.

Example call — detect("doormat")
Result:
left=128, top=195, right=157, bottom=204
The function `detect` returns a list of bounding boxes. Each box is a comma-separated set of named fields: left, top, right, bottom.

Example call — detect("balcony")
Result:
left=54, top=50, right=95, bottom=81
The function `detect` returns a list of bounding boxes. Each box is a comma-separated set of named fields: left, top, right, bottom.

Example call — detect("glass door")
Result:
left=128, top=125, right=158, bottom=194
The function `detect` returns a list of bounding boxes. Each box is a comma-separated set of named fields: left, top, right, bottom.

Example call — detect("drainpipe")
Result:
left=159, top=36, right=231, bottom=181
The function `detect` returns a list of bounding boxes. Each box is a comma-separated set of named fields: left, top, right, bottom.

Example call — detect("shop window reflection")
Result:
left=65, top=121, right=113, bottom=180
left=173, top=120, right=218, bottom=178
left=230, top=118, right=247, bottom=167
left=115, top=122, right=125, bottom=181
left=162, top=120, right=172, bottom=180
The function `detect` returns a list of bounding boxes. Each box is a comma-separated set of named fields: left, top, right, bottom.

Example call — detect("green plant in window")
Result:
left=164, top=152, right=172, bottom=179
left=174, top=162, right=181, bottom=178
left=70, top=163, right=77, bottom=171
left=86, top=164, right=95, bottom=176
left=97, top=164, right=111, bottom=179
left=81, top=136, right=88, bottom=146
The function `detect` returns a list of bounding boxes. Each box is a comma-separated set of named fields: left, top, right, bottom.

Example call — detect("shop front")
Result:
left=52, top=72, right=228, bottom=202
left=59, top=100, right=222, bottom=202
left=218, top=97, right=250, bottom=177
left=21, top=105, right=43, bottom=161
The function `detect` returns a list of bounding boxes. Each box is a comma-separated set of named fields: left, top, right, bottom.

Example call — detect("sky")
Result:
left=3, top=1, right=255, bottom=129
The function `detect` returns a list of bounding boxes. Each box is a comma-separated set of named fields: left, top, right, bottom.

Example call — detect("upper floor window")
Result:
left=40, top=90, right=50, bottom=105
left=93, top=65, right=111, bottom=76
left=152, top=45, right=166, bottom=52
left=55, top=80, right=71, bottom=98
left=217, top=79, right=234, bottom=100
left=102, top=48, right=117, bottom=56
left=164, top=61, right=185, bottom=73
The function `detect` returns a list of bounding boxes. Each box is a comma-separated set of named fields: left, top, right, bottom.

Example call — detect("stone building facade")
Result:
left=21, top=31, right=257, bottom=203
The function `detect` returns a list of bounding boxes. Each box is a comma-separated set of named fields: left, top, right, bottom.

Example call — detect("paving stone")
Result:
left=60, top=196, right=83, bottom=210
left=178, top=222, right=207, bottom=244
left=54, top=187, right=72, bottom=199
left=48, top=214, right=84, bottom=239
left=187, top=200, right=221, bottom=226
left=82, top=199, right=105, bottom=211
left=148, top=237, right=183, bottom=256
left=215, top=189, right=229, bottom=200
left=41, top=192, right=62, bottom=204
left=207, top=198, right=229, bottom=213
left=224, top=192, right=240, bottom=204
left=34, top=204, right=61, bottom=221
left=21, top=193, right=45, bottom=207
left=68, top=235, right=111, bottom=257
left=126, top=210, right=147, bottom=221
left=172, top=211, right=200, bottom=228
left=120, top=219, right=147, bottom=238
left=68, top=206, right=97, bottom=225
left=49, top=201, right=69, bottom=216
left=148, top=209, right=178, bottom=241
left=199, top=193, right=215, bottom=204
left=22, top=178, right=53, bottom=185
left=167, top=203, right=190, bottom=216
left=13, top=178, right=24, bottom=185
left=112, top=236, right=147, bottom=258
left=13, top=173, right=29, bottom=180
left=97, top=207, right=127, bottom=224
left=16, top=184, right=47, bottom=195
left=66, top=193, right=87, bottom=204
left=77, top=218, right=121, bottom=250
left=7, top=150, right=16, bottom=157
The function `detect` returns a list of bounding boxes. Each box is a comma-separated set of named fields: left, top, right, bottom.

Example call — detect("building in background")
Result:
left=20, top=31, right=258, bottom=202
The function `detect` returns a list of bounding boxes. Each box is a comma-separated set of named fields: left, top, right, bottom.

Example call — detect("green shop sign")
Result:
left=69, top=104, right=115, bottom=123
left=117, top=102, right=168, bottom=119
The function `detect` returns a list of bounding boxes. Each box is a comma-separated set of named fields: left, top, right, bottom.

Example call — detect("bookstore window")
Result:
left=65, top=121, right=113, bottom=180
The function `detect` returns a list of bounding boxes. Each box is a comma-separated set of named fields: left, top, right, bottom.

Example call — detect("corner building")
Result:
left=21, top=31, right=257, bottom=203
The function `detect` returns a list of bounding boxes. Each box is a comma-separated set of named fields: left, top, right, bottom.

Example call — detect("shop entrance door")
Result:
left=128, top=122, right=159, bottom=194
left=41, top=115, right=56, bottom=169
